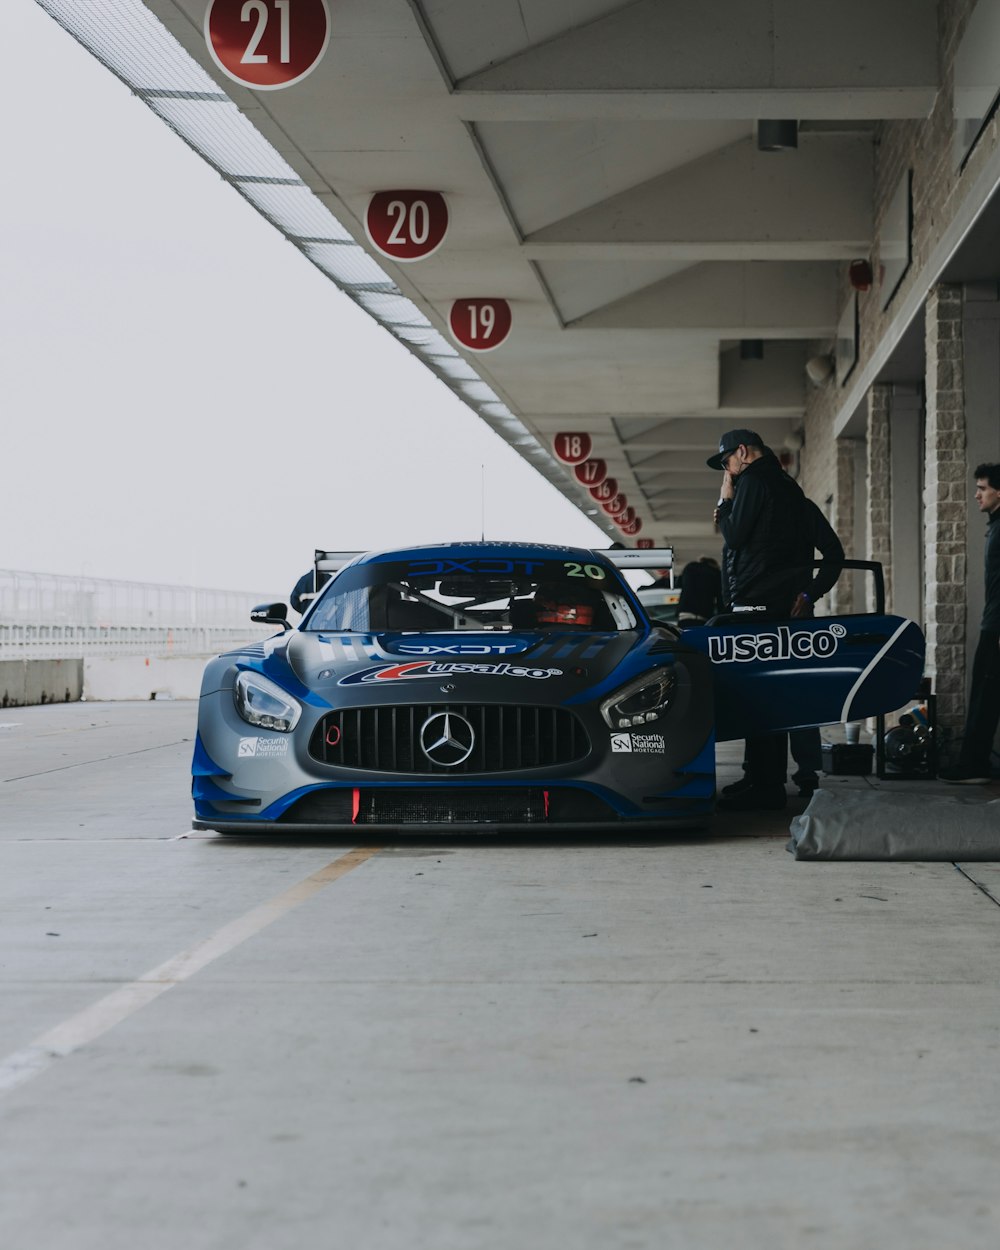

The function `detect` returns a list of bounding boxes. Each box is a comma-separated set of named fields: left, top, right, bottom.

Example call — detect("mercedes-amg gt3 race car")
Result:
left=191, top=542, right=924, bottom=833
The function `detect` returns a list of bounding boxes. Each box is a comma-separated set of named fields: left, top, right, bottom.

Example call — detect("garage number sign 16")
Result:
left=205, top=0, right=331, bottom=90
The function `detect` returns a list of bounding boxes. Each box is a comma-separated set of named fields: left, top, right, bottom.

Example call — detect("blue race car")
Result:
left=191, top=542, right=924, bottom=833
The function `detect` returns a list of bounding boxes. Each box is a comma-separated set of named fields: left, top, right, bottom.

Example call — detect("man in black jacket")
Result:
left=940, top=461, right=1000, bottom=782
left=708, top=429, right=813, bottom=810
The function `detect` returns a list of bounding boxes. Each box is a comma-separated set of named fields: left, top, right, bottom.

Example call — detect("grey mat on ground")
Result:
left=787, top=787, right=1000, bottom=860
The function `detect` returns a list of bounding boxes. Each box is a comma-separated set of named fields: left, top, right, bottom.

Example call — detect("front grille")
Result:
left=309, top=704, right=590, bottom=773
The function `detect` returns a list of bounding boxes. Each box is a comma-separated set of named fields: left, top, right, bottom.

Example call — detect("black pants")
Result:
left=739, top=601, right=796, bottom=789
left=959, top=630, right=1000, bottom=770
left=746, top=730, right=788, bottom=787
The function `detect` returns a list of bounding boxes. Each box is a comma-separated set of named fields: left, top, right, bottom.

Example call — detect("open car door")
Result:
left=678, top=562, right=925, bottom=742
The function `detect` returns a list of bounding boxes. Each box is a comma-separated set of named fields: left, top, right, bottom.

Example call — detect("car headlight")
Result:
left=600, top=668, right=676, bottom=729
left=234, top=670, right=301, bottom=732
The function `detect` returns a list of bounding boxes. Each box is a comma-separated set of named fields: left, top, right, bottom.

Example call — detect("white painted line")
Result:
left=839, top=619, right=913, bottom=723
left=0, top=844, right=382, bottom=1097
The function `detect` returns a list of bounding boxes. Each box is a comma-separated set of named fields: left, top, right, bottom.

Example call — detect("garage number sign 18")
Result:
left=205, top=0, right=331, bottom=90
left=552, top=433, right=592, bottom=465
left=449, top=300, right=512, bottom=352
left=365, top=192, right=449, bottom=262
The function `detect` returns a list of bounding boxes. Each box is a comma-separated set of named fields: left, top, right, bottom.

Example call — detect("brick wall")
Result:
left=798, top=0, right=992, bottom=731
left=924, top=284, right=969, bottom=728
left=802, top=0, right=988, bottom=447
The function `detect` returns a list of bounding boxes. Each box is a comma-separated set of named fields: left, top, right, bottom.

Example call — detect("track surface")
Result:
left=1, top=702, right=998, bottom=1250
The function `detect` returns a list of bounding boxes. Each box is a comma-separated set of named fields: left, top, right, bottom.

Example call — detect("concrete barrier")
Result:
left=0, top=659, right=84, bottom=708
left=83, top=655, right=208, bottom=701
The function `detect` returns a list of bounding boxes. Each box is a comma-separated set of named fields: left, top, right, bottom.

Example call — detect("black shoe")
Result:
left=721, top=775, right=754, bottom=797
left=716, top=785, right=787, bottom=812
left=939, top=766, right=991, bottom=784
left=795, top=775, right=819, bottom=798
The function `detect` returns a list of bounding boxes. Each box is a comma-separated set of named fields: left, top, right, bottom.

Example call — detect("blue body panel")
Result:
left=681, top=614, right=925, bottom=741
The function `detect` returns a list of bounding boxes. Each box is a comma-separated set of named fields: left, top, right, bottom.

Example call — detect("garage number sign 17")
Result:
left=205, top=0, right=331, bottom=90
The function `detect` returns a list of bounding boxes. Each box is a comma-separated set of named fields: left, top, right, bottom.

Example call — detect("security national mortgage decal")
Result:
left=611, top=731, right=665, bottom=754
left=238, top=737, right=289, bottom=758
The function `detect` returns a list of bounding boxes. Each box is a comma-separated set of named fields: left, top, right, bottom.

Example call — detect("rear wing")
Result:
left=604, top=547, right=674, bottom=587
left=315, top=550, right=363, bottom=574
left=602, top=547, right=673, bottom=570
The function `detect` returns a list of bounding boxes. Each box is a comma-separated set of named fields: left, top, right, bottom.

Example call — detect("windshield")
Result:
left=305, top=555, right=640, bottom=633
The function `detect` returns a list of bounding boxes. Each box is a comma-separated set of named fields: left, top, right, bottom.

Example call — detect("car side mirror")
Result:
left=251, top=602, right=292, bottom=631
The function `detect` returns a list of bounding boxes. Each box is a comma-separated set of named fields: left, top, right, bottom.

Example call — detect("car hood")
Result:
left=281, top=629, right=646, bottom=704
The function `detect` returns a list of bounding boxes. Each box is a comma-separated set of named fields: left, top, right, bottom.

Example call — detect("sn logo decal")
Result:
left=707, top=623, right=846, bottom=664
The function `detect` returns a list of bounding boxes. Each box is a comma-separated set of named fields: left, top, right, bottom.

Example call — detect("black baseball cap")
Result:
left=706, top=428, right=764, bottom=470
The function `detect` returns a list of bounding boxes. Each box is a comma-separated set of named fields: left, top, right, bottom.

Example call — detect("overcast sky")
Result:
left=1, top=0, right=607, bottom=595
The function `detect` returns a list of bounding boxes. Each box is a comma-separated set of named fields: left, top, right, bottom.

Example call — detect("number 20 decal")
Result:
left=449, top=299, right=512, bottom=352
left=564, top=562, right=606, bottom=580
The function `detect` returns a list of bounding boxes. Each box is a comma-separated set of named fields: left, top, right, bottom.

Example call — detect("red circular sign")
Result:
left=205, top=0, right=330, bottom=90
left=622, top=519, right=642, bottom=536
left=365, top=192, right=449, bottom=262
left=552, top=433, right=593, bottom=465
left=573, top=458, right=606, bottom=487
left=603, top=493, right=627, bottom=517
left=449, top=300, right=512, bottom=352
left=616, top=506, right=637, bottom=527
left=636, top=537, right=654, bottom=549
left=590, top=476, right=618, bottom=502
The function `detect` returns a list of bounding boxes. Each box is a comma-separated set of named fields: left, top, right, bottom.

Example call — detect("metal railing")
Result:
left=0, top=569, right=279, bottom=659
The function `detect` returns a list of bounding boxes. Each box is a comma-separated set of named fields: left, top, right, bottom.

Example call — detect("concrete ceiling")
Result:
left=60, top=0, right=940, bottom=559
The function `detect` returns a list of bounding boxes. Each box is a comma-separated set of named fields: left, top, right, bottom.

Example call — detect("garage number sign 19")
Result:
left=449, top=300, right=512, bottom=352
left=205, top=0, right=331, bottom=90
left=365, top=192, right=449, bottom=262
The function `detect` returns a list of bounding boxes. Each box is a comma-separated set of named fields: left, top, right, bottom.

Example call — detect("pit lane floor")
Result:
left=1, top=701, right=998, bottom=1250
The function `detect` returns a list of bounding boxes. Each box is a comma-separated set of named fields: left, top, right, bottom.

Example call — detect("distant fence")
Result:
left=0, top=569, right=280, bottom=660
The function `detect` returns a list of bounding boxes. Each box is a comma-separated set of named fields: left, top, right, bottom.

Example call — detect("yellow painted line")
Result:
left=0, top=845, right=382, bottom=1097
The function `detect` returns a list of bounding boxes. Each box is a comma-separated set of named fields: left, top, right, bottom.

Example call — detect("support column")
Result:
left=828, top=438, right=859, bottom=616
left=923, top=284, right=968, bottom=733
left=866, top=384, right=892, bottom=612
left=888, top=385, right=924, bottom=626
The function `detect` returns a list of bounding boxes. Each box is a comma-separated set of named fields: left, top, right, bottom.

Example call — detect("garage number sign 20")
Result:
left=366, top=192, right=449, bottom=262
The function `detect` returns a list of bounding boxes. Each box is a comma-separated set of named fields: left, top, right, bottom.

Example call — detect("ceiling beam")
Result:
left=451, top=0, right=937, bottom=120
left=521, top=136, right=872, bottom=261
left=568, top=261, right=838, bottom=335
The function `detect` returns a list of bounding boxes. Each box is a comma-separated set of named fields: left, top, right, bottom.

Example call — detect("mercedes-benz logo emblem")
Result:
left=419, top=711, right=475, bottom=767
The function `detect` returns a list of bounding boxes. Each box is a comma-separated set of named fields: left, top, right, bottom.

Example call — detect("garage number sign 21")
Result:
left=205, top=0, right=331, bottom=90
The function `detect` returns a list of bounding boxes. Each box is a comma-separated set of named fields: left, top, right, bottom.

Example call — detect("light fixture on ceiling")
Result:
left=757, top=120, right=798, bottom=152
left=740, top=339, right=764, bottom=360
left=805, top=354, right=835, bottom=386
left=849, top=258, right=874, bottom=291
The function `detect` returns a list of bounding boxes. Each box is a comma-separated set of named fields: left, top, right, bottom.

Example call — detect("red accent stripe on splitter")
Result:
left=351, top=788, right=360, bottom=824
